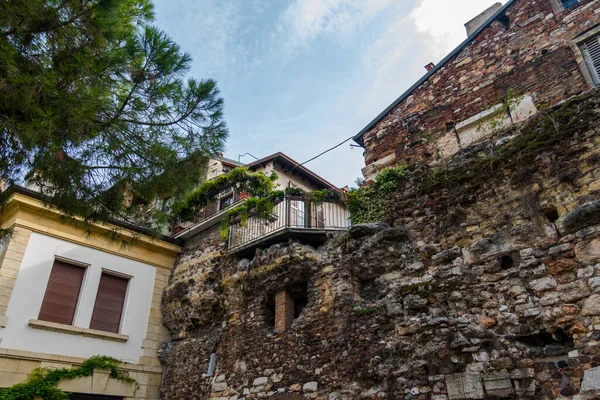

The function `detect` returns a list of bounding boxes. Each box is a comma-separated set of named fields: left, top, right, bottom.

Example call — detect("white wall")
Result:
left=254, top=162, right=321, bottom=191
left=1, top=233, right=156, bottom=363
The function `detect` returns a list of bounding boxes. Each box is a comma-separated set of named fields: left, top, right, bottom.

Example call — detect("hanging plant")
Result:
left=284, top=187, right=305, bottom=197
left=219, top=190, right=285, bottom=240
left=306, top=189, right=341, bottom=204
left=172, top=167, right=279, bottom=221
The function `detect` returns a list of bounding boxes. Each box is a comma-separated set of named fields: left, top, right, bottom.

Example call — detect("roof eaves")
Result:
left=352, top=0, right=515, bottom=146
left=246, top=152, right=339, bottom=189
left=4, top=185, right=182, bottom=245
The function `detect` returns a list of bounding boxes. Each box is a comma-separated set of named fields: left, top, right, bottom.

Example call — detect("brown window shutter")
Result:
left=89, top=273, right=129, bottom=333
left=38, top=260, right=86, bottom=325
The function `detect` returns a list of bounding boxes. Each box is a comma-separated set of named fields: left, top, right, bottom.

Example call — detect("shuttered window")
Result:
left=89, top=272, right=128, bottom=333
left=581, top=34, right=600, bottom=86
left=38, top=260, right=86, bottom=325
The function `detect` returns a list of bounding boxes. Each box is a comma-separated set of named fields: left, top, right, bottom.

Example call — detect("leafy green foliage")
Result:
left=173, top=167, right=279, bottom=221
left=283, top=187, right=341, bottom=204
left=284, top=187, right=305, bottom=196
left=220, top=190, right=285, bottom=240
left=0, top=0, right=227, bottom=235
left=0, top=355, right=134, bottom=400
left=348, top=166, right=410, bottom=224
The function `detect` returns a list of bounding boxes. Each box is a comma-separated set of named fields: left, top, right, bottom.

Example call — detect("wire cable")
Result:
left=290, top=135, right=355, bottom=171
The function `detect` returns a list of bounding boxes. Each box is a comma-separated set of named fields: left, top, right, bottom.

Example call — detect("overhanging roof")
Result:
left=3, top=185, right=182, bottom=245
left=353, top=0, right=515, bottom=146
left=245, top=152, right=339, bottom=190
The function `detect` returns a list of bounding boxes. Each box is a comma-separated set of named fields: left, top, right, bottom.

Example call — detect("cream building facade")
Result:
left=0, top=187, right=181, bottom=399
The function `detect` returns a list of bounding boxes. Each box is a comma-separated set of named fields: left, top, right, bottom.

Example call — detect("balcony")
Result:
left=228, top=196, right=350, bottom=256
left=171, top=187, right=249, bottom=237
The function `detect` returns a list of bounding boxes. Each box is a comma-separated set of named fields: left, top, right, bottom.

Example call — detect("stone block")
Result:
left=582, top=366, right=600, bottom=393
left=529, top=277, right=557, bottom=292
left=0, top=372, right=27, bottom=387
left=58, top=376, right=93, bottom=394
left=582, top=295, right=600, bottom=316
left=212, top=381, right=228, bottom=392
left=482, top=371, right=513, bottom=398
left=575, top=238, right=600, bottom=265
left=92, top=368, right=111, bottom=394
left=513, top=378, right=536, bottom=397
left=253, top=376, right=268, bottom=386
left=558, top=200, right=600, bottom=235
left=590, top=277, right=600, bottom=293
left=446, top=372, right=484, bottom=400
left=303, top=381, right=318, bottom=393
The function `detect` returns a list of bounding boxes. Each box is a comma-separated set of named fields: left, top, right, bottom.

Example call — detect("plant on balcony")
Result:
left=307, top=189, right=341, bottom=204
left=284, top=187, right=305, bottom=197
left=283, top=187, right=341, bottom=204
left=220, top=190, right=285, bottom=239
left=172, top=167, right=279, bottom=221
left=0, top=355, right=135, bottom=400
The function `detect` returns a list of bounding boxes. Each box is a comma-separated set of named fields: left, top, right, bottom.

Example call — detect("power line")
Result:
left=291, top=135, right=356, bottom=171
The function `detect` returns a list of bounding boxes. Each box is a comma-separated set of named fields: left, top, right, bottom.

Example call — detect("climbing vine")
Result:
left=283, top=187, right=341, bottom=204
left=0, top=355, right=135, bottom=400
left=347, top=166, right=410, bottom=224
left=172, top=167, right=279, bottom=221
left=219, top=190, right=285, bottom=239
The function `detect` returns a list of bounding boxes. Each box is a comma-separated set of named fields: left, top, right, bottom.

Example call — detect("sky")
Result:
left=153, top=0, right=507, bottom=188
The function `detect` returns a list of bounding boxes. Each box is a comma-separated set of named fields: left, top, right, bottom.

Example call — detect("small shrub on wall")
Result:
left=348, top=166, right=410, bottom=224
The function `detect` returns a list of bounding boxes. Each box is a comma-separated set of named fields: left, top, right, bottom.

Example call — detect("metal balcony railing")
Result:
left=171, top=187, right=247, bottom=235
left=227, top=196, right=350, bottom=252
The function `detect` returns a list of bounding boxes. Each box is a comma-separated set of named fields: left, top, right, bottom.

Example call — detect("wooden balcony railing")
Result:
left=227, top=196, right=350, bottom=253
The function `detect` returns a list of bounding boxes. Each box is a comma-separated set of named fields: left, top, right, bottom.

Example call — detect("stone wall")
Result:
left=160, top=92, right=600, bottom=399
left=360, top=0, right=600, bottom=181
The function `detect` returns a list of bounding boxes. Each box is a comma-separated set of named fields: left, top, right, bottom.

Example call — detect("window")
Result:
left=562, top=0, right=579, bottom=9
left=580, top=34, right=600, bottom=86
left=219, top=194, right=234, bottom=210
left=38, top=260, right=86, bottom=325
left=89, top=272, right=129, bottom=333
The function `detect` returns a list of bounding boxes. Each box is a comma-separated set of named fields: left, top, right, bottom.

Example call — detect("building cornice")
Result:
left=1, top=191, right=180, bottom=269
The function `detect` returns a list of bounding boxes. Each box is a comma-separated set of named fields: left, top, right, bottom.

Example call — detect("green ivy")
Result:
left=306, top=189, right=340, bottom=204
left=172, top=167, right=279, bottom=221
left=283, top=187, right=341, bottom=204
left=284, top=187, right=305, bottom=196
left=348, top=166, right=410, bottom=224
left=220, top=190, right=285, bottom=240
left=0, top=356, right=135, bottom=400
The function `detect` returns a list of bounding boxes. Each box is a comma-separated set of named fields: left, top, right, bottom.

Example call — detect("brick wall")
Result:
left=360, top=0, right=600, bottom=180
left=274, top=289, right=295, bottom=332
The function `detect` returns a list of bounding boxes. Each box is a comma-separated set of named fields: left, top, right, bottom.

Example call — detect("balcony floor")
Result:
left=227, top=227, right=346, bottom=258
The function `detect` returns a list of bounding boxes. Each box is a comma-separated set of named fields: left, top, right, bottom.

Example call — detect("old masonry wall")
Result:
left=160, top=90, right=600, bottom=399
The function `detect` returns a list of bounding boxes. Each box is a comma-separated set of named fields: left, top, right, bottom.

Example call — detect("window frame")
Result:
left=580, top=35, right=600, bottom=86
left=38, top=257, right=89, bottom=326
left=549, top=0, right=581, bottom=13
left=89, top=269, right=131, bottom=334
left=570, top=25, right=600, bottom=89
left=218, top=193, right=234, bottom=210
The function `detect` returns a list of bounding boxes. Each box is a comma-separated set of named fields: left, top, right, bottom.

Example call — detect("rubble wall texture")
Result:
left=160, top=94, right=600, bottom=400
left=360, top=0, right=599, bottom=180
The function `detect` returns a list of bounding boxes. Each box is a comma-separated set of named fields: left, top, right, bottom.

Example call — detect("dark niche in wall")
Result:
left=262, top=281, right=309, bottom=329
left=510, top=327, right=575, bottom=357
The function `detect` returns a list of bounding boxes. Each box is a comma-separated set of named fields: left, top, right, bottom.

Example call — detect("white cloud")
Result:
left=409, top=0, right=507, bottom=59
left=357, top=0, right=507, bottom=119
left=274, top=0, right=393, bottom=52
left=153, top=0, right=242, bottom=75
